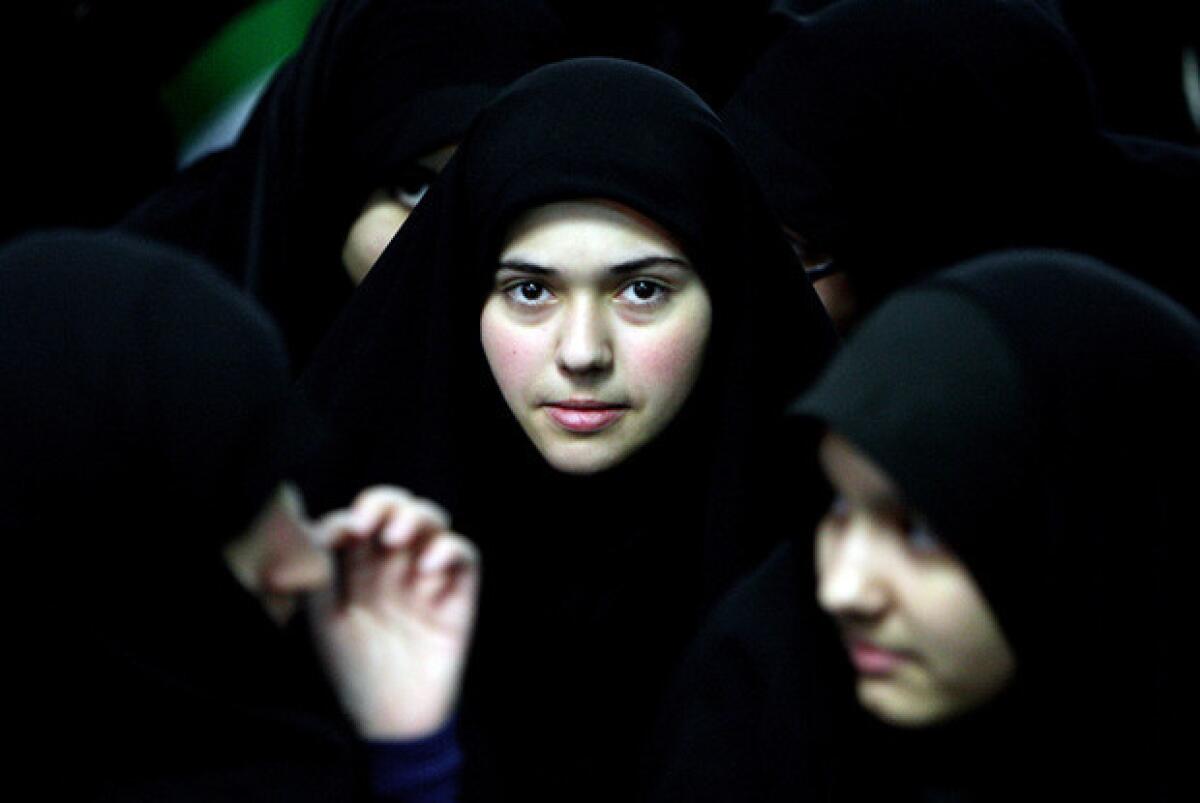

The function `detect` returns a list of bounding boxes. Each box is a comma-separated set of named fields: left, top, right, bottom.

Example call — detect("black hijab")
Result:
left=296, top=58, right=837, bottom=800
left=722, top=0, right=1200, bottom=319
left=0, top=230, right=359, bottom=800
left=121, top=0, right=566, bottom=367
left=652, top=249, right=1195, bottom=802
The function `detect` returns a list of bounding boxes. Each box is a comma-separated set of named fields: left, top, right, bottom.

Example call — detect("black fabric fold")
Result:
left=122, top=0, right=566, bottom=367
left=723, top=0, right=1200, bottom=317
left=0, top=230, right=360, bottom=800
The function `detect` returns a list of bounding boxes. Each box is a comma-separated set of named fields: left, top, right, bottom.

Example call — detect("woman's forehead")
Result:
left=499, top=200, right=690, bottom=270
left=819, top=432, right=904, bottom=510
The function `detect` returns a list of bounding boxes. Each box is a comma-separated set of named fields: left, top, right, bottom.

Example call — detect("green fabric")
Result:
left=162, top=0, right=323, bottom=142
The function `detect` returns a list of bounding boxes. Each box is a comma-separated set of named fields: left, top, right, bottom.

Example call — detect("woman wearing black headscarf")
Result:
left=121, top=0, right=565, bottom=367
left=1, top=230, right=480, bottom=801
left=295, top=58, right=837, bottom=801
left=650, top=249, right=1194, bottom=802
left=722, top=0, right=1200, bottom=332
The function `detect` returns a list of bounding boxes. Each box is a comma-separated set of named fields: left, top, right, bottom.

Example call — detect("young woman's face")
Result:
left=815, top=432, right=1015, bottom=727
left=341, top=144, right=458, bottom=285
left=481, top=201, right=713, bottom=475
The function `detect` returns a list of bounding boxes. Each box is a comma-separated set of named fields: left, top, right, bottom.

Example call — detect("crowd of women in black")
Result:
left=3, top=1, right=1196, bottom=801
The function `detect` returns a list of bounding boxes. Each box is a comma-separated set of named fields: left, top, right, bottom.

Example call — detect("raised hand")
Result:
left=308, top=486, right=480, bottom=739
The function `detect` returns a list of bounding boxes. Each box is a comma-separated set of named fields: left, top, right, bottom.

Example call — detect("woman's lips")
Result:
left=544, top=401, right=628, bottom=433
left=846, top=638, right=909, bottom=676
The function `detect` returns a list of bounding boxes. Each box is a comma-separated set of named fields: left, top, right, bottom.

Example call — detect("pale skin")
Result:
left=309, top=486, right=479, bottom=739
left=224, top=483, right=479, bottom=739
left=481, top=200, right=713, bottom=475
left=341, top=143, right=458, bottom=285
left=815, top=432, right=1015, bottom=727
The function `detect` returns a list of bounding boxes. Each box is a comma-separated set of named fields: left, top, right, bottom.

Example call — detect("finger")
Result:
left=380, top=499, right=451, bottom=548
left=380, top=504, right=419, bottom=550
left=314, top=489, right=420, bottom=547
left=420, top=535, right=481, bottom=613
left=351, top=484, right=413, bottom=512
left=312, top=509, right=359, bottom=548
left=431, top=559, right=481, bottom=628
left=347, top=486, right=413, bottom=536
left=417, top=533, right=479, bottom=576
left=381, top=520, right=438, bottom=591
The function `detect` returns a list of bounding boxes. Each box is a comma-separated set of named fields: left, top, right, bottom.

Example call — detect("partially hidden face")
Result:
left=223, top=483, right=331, bottom=627
left=782, top=225, right=857, bottom=335
left=481, top=200, right=713, bottom=475
left=815, top=432, right=1016, bottom=727
left=341, top=143, right=458, bottom=285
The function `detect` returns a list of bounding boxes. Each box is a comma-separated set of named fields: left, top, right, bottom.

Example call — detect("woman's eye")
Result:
left=785, top=232, right=838, bottom=281
left=905, top=516, right=943, bottom=553
left=504, top=281, right=552, bottom=306
left=828, top=495, right=850, bottom=522
left=389, top=166, right=437, bottom=209
left=618, top=279, right=669, bottom=306
left=802, top=256, right=838, bottom=282
left=818, top=495, right=850, bottom=533
left=392, top=180, right=430, bottom=208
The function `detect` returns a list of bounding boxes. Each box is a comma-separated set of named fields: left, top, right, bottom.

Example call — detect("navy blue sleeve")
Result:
left=367, top=719, right=463, bottom=803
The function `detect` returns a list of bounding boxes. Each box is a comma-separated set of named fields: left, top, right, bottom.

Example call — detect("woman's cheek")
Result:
left=481, top=310, right=544, bottom=399
left=625, top=316, right=710, bottom=405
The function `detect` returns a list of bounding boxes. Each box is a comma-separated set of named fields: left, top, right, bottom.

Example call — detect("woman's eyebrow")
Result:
left=608, top=256, right=691, bottom=274
left=497, top=256, right=690, bottom=275
left=497, top=260, right=554, bottom=276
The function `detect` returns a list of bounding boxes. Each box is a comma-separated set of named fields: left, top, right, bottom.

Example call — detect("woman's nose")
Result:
left=555, top=298, right=613, bottom=376
left=816, top=520, right=892, bottom=620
